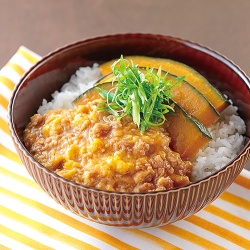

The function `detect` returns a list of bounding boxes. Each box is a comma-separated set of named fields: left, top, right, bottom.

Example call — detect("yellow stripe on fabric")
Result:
left=205, top=205, right=250, bottom=230
left=234, top=174, right=250, bottom=190
left=0, top=93, right=8, bottom=109
left=0, top=75, right=15, bottom=91
left=220, top=191, right=250, bottom=211
left=0, top=224, right=53, bottom=250
left=0, top=166, right=41, bottom=191
left=0, top=244, right=11, bottom=250
left=0, top=144, right=22, bottom=164
left=186, top=215, right=250, bottom=249
left=0, top=243, right=11, bottom=250
left=0, top=117, right=10, bottom=135
left=17, top=47, right=40, bottom=65
left=128, top=229, right=181, bottom=250
left=0, top=187, right=138, bottom=250
left=160, top=224, right=226, bottom=250
left=5, top=62, right=25, bottom=76
left=0, top=205, right=99, bottom=250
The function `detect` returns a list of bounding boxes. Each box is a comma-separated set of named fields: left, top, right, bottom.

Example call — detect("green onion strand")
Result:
left=96, top=55, right=185, bottom=132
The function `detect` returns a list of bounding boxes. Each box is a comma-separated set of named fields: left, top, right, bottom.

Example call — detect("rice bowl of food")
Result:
left=9, top=34, right=250, bottom=227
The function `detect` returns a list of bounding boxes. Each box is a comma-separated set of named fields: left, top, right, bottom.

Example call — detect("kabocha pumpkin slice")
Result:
left=95, top=68, right=221, bottom=127
left=170, top=76, right=220, bottom=127
left=95, top=73, right=114, bottom=86
left=99, top=56, right=229, bottom=113
left=165, top=103, right=212, bottom=160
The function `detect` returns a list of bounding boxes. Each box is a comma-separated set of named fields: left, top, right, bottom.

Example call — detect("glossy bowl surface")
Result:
left=9, top=34, right=250, bottom=228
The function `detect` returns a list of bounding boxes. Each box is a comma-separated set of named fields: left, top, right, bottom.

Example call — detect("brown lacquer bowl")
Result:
left=8, top=34, right=250, bottom=228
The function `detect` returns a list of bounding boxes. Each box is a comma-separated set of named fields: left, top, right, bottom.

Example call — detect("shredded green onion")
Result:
left=97, top=55, right=185, bottom=132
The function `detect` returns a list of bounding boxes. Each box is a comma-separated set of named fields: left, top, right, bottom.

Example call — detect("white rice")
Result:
left=37, top=63, right=102, bottom=114
left=38, top=65, right=246, bottom=181
left=191, top=104, right=246, bottom=180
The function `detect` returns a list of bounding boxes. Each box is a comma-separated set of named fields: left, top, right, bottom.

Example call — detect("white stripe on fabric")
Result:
left=0, top=84, right=12, bottom=99
left=226, top=182, right=250, bottom=200
left=0, top=234, right=34, bottom=250
left=212, top=197, right=250, bottom=222
left=18, top=46, right=42, bottom=62
left=0, top=130, right=17, bottom=152
left=77, top=219, right=164, bottom=250
left=195, top=209, right=250, bottom=240
left=0, top=106, right=8, bottom=121
left=0, top=67, right=23, bottom=84
left=142, top=227, right=204, bottom=250
left=0, top=170, right=60, bottom=204
left=173, top=218, right=245, bottom=250
left=0, top=156, right=34, bottom=180
left=9, top=53, right=35, bottom=71
left=0, top=215, right=77, bottom=250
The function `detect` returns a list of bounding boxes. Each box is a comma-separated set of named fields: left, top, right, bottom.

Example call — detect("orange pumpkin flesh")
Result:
left=99, top=56, right=229, bottom=113
left=165, top=104, right=212, bottom=160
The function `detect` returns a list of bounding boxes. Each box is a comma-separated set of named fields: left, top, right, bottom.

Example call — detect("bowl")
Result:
left=8, top=34, right=250, bottom=228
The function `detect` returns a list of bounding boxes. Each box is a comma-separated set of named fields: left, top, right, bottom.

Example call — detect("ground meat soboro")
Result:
left=24, top=98, right=193, bottom=192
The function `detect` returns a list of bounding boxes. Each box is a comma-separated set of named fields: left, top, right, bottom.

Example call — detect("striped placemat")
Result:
left=0, top=47, right=249, bottom=250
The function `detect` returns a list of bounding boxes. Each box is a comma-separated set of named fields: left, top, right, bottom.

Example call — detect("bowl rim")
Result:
left=8, top=33, right=250, bottom=195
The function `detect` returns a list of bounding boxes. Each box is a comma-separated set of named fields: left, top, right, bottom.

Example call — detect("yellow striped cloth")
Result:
left=0, top=47, right=250, bottom=250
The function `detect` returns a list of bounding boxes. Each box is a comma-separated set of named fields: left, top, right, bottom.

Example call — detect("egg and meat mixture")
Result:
left=24, top=98, right=193, bottom=192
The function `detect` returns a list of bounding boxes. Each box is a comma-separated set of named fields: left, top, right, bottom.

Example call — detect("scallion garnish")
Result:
left=97, top=55, right=185, bottom=132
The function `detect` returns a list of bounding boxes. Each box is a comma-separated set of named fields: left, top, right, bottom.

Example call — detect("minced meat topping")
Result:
left=24, top=98, right=193, bottom=192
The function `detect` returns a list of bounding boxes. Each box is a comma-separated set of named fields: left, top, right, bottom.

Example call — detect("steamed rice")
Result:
left=38, top=63, right=102, bottom=114
left=191, top=104, right=245, bottom=180
left=38, top=65, right=246, bottom=181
